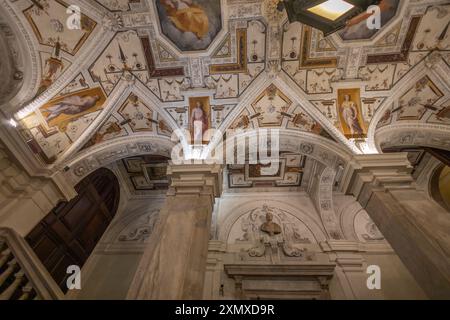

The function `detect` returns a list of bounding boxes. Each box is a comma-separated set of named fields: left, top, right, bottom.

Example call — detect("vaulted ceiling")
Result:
left=0, top=0, right=449, bottom=184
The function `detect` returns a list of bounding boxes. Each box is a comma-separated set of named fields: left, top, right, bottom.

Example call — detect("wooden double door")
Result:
left=26, top=168, right=120, bottom=292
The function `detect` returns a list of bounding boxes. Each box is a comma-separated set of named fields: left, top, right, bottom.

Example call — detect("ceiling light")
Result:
left=279, top=0, right=381, bottom=36
left=307, top=0, right=354, bottom=21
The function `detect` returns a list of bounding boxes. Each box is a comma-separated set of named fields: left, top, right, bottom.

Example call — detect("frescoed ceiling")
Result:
left=0, top=0, right=449, bottom=182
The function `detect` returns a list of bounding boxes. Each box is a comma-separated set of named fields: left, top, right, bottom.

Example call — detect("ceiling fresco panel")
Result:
left=155, top=0, right=222, bottom=52
left=338, top=0, right=400, bottom=41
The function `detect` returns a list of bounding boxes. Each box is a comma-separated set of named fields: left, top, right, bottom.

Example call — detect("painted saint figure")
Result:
left=340, top=94, right=364, bottom=136
left=190, top=101, right=208, bottom=144
left=160, top=0, right=209, bottom=39
left=44, top=95, right=101, bottom=122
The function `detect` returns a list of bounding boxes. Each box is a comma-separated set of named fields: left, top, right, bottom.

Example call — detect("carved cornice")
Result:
left=375, top=123, right=450, bottom=152
left=224, top=263, right=336, bottom=277
left=339, top=153, right=415, bottom=208
left=167, top=163, right=223, bottom=200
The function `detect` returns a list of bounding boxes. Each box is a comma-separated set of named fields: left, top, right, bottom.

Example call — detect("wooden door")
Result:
left=26, top=168, right=120, bottom=292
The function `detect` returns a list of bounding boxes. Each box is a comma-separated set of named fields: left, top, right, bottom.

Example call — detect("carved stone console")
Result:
left=224, top=263, right=336, bottom=300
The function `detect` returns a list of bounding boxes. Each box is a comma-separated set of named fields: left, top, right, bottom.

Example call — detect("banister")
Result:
left=0, top=227, right=64, bottom=300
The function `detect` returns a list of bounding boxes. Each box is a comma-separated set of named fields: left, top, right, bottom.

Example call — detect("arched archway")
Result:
left=430, top=165, right=450, bottom=212
left=26, top=168, right=120, bottom=292
left=0, top=2, right=40, bottom=110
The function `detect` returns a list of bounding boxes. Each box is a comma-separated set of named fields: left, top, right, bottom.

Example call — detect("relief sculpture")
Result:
left=233, top=205, right=314, bottom=261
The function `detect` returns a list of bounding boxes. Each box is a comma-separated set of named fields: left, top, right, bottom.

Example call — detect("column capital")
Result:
left=340, top=153, right=415, bottom=207
left=166, top=162, right=223, bottom=199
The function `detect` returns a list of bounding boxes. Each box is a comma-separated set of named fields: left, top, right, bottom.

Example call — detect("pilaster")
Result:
left=127, top=163, right=223, bottom=300
left=341, top=153, right=450, bottom=299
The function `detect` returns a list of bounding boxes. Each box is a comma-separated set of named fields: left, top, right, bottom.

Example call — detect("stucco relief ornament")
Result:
left=118, top=210, right=160, bottom=242
left=73, top=165, right=86, bottom=177
left=180, top=77, right=193, bottom=91
left=123, top=71, right=136, bottom=86
left=399, top=134, right=414, bottom=145
left=362, top=221, right=384, bottom=241
left=330, top=69, right=344, bottom=82
left=262, top=0, right=286, bottom=24
left=424, top=51, right=443, bottom=70
left=102, top=13, right=124, bottom=32
left=13, top=71, right=23, bottom=81
left=203, top=76, right=217, bottom=90
left=300, top=143, right=314, bottom=154
left=246, top=205, right=312, bottom=259
left=267, top=59, right=281, bottom=79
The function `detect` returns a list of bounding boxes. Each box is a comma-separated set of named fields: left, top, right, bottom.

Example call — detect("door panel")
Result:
left=26, top=168, right=120, bottom=292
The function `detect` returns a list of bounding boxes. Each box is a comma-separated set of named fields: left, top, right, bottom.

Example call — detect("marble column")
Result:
left=341, top=154, right=450, bottom=299
left=127, top=163, right=222, bottom=300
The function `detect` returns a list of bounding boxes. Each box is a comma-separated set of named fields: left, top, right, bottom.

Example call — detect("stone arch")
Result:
left=62, top=135, right=175, bottom=184
left=429, top=164, right=450, bottom=212
left=0, top=2, right=39, bottom=109
left=208, top=128, right=351, bottom=170
left=217, top=198, right=327, bottom=244
left=338, top=197, right=362, bottom=241
left=316, top=167, right=342, bottom=240
left=375, top=124, right=450, bottom=152
left=212, top=129, right=350, bottom=241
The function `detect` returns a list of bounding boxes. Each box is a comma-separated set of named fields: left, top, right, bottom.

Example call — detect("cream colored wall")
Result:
left=66, top=193, right=165, bottom=300
left=203, top=191, right=428, bottom=300
left=363, top=253, right=426, bottom=299
left=0, top=142, right=65, bottom=236
left=58, top=174, right=428, bottom=300
left=328, top=252, right=427, bottom=300
left=71, top=253, right=142, bottom=300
